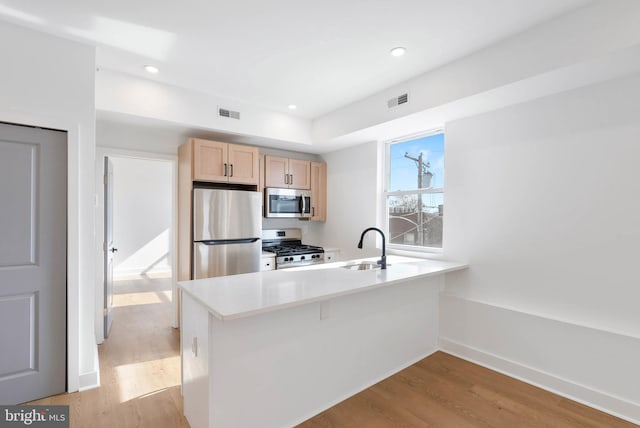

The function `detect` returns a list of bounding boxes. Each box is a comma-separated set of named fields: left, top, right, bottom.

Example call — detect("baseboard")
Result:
left=78, top=370, right=99, bottom=392
left=78, top=349, right=101, bottom=392
left=439, top=295, right=640, bottom=425
left=113, top=267, right=171, bottom=278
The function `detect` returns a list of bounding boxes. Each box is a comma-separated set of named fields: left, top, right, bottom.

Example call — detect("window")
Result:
left=385, top=130, right=444, bottom=250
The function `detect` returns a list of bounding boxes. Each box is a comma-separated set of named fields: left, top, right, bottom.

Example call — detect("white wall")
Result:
left=316, top=142, right=381, bottom=259
left=111, top=157, right=172, bottom=277
left=441, top=73, right=640, bottom=422
left=0, top=21, right=98, bottom=391
left=97, top=116, right=186, bottom=155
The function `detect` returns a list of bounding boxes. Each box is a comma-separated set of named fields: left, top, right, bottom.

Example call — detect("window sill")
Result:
left=388, top=245, right=444, bottom=260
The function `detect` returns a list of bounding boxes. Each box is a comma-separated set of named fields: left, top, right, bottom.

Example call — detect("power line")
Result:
left=403, top=152, right=431, bottom=246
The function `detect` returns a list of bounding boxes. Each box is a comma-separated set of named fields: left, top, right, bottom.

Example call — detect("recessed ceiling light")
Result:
left=144, top=65, right=159, bottom=74
left=390, top=47, right=406, bottom=57
left=288, top=104, right=297, bottom=110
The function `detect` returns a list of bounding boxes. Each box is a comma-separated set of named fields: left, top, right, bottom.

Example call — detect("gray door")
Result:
left=103, top=157, right=116, bottom=339
left=0, top=122, right=67, bottom=404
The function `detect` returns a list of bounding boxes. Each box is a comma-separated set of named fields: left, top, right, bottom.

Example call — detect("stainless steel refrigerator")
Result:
left=192, top=188, right=262, bottom=279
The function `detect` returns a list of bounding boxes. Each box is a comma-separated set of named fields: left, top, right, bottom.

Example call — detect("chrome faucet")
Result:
left=357, top=227, right=387, bottom=269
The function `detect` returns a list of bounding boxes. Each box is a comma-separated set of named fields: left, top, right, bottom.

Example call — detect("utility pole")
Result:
left=404, top=152, right=430, bottom=246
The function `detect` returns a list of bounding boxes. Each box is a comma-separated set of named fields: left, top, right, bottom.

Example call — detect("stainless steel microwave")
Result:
left=264, top=188, right=311, bottom=218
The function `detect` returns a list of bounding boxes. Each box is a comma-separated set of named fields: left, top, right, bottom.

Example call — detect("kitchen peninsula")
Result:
left=179, top=256, right=467, bottom=428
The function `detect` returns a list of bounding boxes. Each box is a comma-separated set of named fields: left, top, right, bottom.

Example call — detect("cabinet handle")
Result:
left=290, top=174, right=293, bottom=185
left=284, top=174, right=289, bottom=184
left=230, top=164, right=234, bottom=177
left=312, top=207, right=315, bottom=217
left=224, top=163, right=228, bottom=177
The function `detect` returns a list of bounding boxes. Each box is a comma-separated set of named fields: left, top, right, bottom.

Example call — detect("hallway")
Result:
left=29, top=274, right=188, bottom=428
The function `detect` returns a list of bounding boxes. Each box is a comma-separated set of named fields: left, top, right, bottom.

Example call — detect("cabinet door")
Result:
left=310, top=161, right=327, bottom=221
left=193, top=139, right=228, bottom=182
left=289, top=158, right=311, bottom=190
left=264, top=155, right=289, bottom=187
left=228, top=143, right=259, bottom=185
left=259, top=155, right=265, bottom=196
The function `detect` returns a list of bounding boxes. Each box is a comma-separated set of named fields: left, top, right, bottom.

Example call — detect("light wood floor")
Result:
left=29, top=275, right=637, bottom=428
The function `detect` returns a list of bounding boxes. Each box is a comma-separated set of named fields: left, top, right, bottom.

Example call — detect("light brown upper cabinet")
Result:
left=190, top=138, right=259, bottom=185
left=264, top=155, right=311, bottom=190
left=227, top=144, right=260, bottom=184
left=310, top=161, right=327, bottom=222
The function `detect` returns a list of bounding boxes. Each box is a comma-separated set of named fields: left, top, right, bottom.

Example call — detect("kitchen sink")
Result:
left=341, top=261, right=388, bottom=271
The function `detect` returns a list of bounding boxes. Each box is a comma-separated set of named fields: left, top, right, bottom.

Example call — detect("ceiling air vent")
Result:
left=387, top=93, right=409, bottom=109
left=218, top=108, right=240, bottom=120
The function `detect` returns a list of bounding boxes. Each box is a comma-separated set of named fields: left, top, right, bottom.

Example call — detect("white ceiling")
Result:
left=0, top=0, right=591, bottom=119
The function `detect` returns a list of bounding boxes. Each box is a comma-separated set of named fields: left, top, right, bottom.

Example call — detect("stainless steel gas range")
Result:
left=262, top=229, right=324, bottom=269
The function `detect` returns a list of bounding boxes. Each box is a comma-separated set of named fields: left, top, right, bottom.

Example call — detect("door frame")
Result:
left=94, top=147, right=179, bottom=344
left=103, top=156, right=114, bottom=339
left=0, top=109, right=82, bottom=393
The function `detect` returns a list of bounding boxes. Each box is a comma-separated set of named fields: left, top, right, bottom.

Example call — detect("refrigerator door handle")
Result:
left=197, top=238, right=260, bottom=245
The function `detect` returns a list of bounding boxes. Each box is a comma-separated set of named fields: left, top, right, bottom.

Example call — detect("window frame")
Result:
left=383, top=128, right=445, bottom=255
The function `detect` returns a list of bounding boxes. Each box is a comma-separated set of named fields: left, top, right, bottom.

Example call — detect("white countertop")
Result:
left=179, top=256, right=468, bottom=321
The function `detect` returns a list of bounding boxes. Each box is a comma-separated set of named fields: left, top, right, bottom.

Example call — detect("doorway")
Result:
left=96, top=151, right=176, bottom=344
left=0, top=122, right=67, bottom=404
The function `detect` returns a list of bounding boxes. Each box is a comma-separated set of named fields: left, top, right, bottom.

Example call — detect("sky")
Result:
left=388, top=132, right=444, bottom=191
